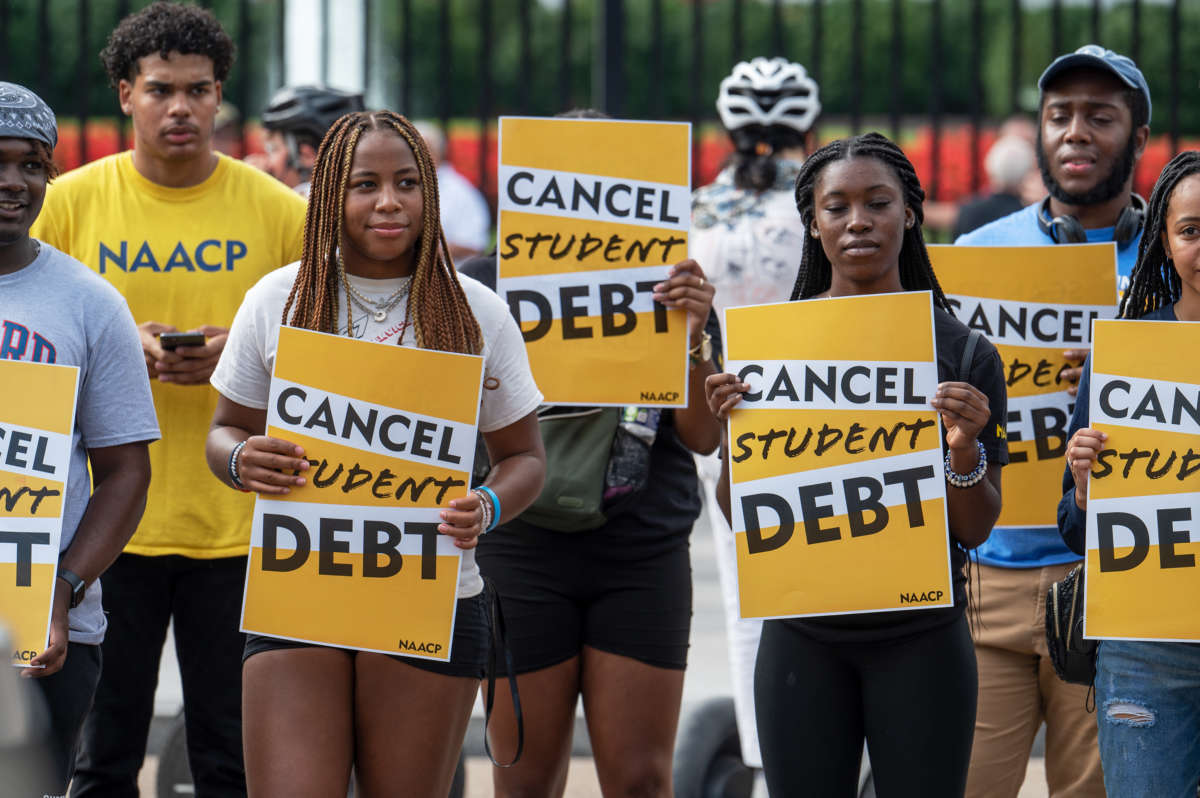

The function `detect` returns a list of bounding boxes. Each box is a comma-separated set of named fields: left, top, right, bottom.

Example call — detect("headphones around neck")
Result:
left=1037, top=193, right=1147, bottom=250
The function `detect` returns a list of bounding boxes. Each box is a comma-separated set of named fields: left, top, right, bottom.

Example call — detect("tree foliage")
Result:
left=3, top=0, right=1195, bottom=135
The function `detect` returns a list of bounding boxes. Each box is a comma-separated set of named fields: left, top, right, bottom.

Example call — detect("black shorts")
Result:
left=242, top=591, right=490, bottom=679
left=475, top=522, right=692, bottom=673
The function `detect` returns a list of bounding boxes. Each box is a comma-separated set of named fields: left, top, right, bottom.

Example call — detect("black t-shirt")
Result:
left=459, top=254, right=721, bottom=551
left=788, top=306, right=1010, bottom=643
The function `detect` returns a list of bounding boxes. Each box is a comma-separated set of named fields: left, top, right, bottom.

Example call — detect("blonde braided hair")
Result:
left=282, top=110, right=483, bottom=355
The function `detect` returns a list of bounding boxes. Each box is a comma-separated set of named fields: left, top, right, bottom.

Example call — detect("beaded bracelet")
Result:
left=473, top=485, right=501, bottom=532
left=473, top=489, right=493, bottom=532
left=944, top=439, right=988, bottom=489
left=228, top=440, right=248, bottom=491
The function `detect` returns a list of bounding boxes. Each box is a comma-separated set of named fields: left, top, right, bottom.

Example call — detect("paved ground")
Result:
left=139, top=754, right=1052, bottom=797
left=139, top=500, right=1052, bottom=797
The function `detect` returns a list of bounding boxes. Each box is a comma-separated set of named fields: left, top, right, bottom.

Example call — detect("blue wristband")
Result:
left=475, top=485, right=501, bottom=531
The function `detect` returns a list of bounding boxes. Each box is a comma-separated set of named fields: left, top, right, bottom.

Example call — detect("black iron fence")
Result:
left=0, top=0, right=1194, bottom=206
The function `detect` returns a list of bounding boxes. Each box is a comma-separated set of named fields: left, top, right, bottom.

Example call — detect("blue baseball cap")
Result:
left=1038, top=45, right=1151, bottom=125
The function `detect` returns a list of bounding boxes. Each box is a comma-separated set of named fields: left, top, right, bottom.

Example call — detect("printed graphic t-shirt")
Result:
left=31, top=153, right=307, bottom=558
left=0, top=243, right=160, bottom=642
left=210, top=263, right=544, bottom=597
left=954, top=202, right=1140, bottom=569
left=690, top=161, right=806, bottom=315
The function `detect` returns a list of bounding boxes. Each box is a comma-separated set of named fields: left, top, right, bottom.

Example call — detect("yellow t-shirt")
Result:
left=32, top=152, right=307, bottom=558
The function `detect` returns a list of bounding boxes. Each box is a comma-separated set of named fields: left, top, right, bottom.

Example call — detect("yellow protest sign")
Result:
left=0, top=360, right=79, bottom=667
left=1084, top=320, right=1200, bottom=641
left=497, top=116, right=692, bottom=406
left=241, top=327, right=481, bottom=661
left=725, top=292, right=951, bottom=618
left=931, top=244, right=1117, bottom=528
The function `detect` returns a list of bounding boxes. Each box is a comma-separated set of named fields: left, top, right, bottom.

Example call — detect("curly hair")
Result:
left=788, top=132, right=953, bottom=313
left=728, top=125, right=808, bottom=192
left=30, top=141, right=59, bottom=182
left=100, top=1, right=235, bottom=87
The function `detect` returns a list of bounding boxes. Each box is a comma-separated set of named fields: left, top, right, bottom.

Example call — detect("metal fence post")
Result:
left=970, top=0, right=983, bottom=194
left=1009, top=0, right=1021, bottom=114
left=890, top=0, right=903, bottom=141
left=594, top=0, right=624, bottom=117
left=558, top=0, right=573, bottom=110
left=479, top=0, right=493, bottom=200
left=76, top=0, right=90, bottom=165
left=1169, top=0, right=1180, bottom=154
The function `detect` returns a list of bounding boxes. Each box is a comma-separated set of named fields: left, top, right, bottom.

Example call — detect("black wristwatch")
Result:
left=57, top=568, right=86, bottom=609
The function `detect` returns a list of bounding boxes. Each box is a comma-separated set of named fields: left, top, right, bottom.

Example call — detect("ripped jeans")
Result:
left=1096, top=640, right=1200, bottom=798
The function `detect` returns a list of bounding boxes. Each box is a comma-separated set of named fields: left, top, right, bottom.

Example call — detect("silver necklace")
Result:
left=337, top=253, right=411, bottom=323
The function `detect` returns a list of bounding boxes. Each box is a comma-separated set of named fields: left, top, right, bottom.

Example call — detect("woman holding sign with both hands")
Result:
left=706, top=132, right=1008, bottom=798
left=205, top=110, right=546, bottom=797
left=1058, top=150, right=1200, bottom=798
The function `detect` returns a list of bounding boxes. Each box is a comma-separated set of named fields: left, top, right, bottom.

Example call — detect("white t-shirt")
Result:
left=210, top=262, right=542, bottom=597
left=689, top=161, right=806, bottom=315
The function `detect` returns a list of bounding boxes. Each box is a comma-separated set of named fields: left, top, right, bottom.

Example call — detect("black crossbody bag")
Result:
left=1045, top=563, right=1097, bottom=685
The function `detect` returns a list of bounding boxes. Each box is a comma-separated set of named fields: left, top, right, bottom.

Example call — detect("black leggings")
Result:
left=755, top=614, right=977, bottom=798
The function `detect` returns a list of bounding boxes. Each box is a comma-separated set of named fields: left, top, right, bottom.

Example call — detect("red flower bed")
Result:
left=54, top=119, right=1195, bottom=204
left=904, top=124, right=1198, bottom=202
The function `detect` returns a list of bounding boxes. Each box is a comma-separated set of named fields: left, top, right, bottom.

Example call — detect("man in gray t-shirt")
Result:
left=0, top=81, right=158, bottom=795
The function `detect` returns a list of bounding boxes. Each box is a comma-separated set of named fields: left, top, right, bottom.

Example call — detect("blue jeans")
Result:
left=1096, top=640, right=1200, bottom=798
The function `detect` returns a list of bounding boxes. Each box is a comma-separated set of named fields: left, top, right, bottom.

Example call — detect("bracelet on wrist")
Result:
left=944, top=439, right=988, bottom=489
left=228, top=440, right=248, bottom=491
left=688, top=331, right=713, bottom=368
left=473, top=485, right=501, bottom=532
left=473, top=489, right=493, bottom=532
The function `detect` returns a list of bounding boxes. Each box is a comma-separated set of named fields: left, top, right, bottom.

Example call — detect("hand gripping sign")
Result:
left=241, top=327, right=483, bottom=661
left=725, top=292, right=952, bottom=619
left=0, top=360, right=78, bottom=667
left=931, top=244, right=1117, bottom=529
left=1085, top=320, right=1200, bottom=642
left=497, top=116, right=692, bottom=406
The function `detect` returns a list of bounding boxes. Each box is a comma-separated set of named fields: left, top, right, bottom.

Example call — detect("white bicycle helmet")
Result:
left=716, top=57, right=821, bottom=134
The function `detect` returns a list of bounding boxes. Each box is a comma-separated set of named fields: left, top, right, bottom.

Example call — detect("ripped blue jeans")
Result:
left=1096, top=640, right=1200, bottom=798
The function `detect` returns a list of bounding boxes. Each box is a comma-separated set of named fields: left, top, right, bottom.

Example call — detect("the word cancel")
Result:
left=732, top=361, right=932, bottom=408
left=501, top=168, right=685, bottom=226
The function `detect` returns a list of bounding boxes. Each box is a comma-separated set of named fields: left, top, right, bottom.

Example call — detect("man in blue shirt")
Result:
left=955, top=45, right=1151, bottom=798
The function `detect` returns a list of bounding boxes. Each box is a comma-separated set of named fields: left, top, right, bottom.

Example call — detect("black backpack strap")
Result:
left=959, top=328, right=983, bottom=385
left=482, top=578, right=524, bottom=767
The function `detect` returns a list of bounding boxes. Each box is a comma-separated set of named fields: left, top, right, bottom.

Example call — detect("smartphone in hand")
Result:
left=158, top=331, right=207, bottom=350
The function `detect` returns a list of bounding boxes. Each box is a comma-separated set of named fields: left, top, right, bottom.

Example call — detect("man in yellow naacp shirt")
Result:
left=30, top=4, right=306, bottom=795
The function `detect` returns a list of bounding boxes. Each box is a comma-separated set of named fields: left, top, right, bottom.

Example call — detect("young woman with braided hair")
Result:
left=1059, top=149, right=1200, bottom=798
left=705, top=132, right=1008, bottom=797
left=205, top=109, right=546, bottom=796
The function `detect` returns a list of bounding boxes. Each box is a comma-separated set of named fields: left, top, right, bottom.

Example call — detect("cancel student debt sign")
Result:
left=726, top=292, right=952, bottom=619
left=497, top=116, right=691, bottom=406
left=931, top=244, right=1117, bottom=529
left=1085, top=321, right=1200, bottom=642
left=0, top=361, right=78, bottom=667
left=241, top=327, right=482, bottom=661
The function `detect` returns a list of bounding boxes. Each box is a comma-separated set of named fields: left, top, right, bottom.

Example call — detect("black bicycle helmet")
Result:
left=261, top=85, right=364, bottom=144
